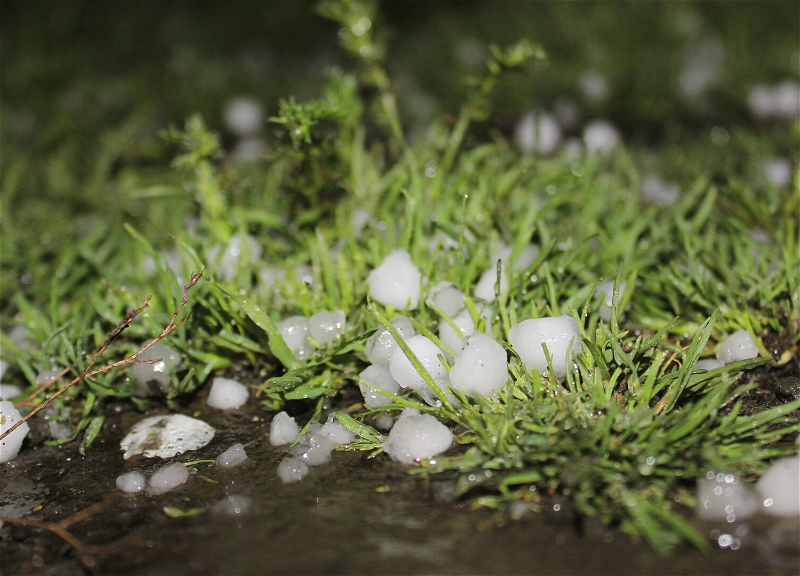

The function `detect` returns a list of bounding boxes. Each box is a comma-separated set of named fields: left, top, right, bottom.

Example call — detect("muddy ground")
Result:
left=1, top=353, right=799, bottom=575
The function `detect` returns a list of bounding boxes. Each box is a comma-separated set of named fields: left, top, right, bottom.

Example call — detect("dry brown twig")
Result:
left=0, top=269, right=204, bottom=443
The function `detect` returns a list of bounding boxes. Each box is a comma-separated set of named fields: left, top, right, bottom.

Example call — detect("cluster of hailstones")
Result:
left=0, top=249, right=796, bottom=517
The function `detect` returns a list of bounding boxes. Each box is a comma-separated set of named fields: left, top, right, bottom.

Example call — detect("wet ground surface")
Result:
left=2, top=393, right=799, bottom=576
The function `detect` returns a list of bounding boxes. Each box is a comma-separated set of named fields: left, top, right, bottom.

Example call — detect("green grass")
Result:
left=1, top=0, right=799, bottom=554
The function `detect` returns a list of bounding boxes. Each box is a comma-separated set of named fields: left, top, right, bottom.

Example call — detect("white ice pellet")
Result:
left=48, top=420, right=73, bottom=440
left=209, top=234, right=263, bottom=281
left=366, top=250, right=422, bottom=310
left=508, top=315, right=583, bottom=380
left=0, top=401, right=29, bottom=463
left=375, top=413, right=394, bottom=431
left=641, top=174, right=680, bottom=206
left=389, top=335, right=448, bottom=392
left=763, top=158, right=792, bottom=189
left=696, top=358, right=725, bottom=371
left=515, top=111, right=562, bottom=156
left=756, top=456, right=800, bottom=517
left=449, top=333, right=509, bottom=398
left=583, top=120, right=621, bottom=155
left=0, top=360, right=7, bottom=381
left=0, top=384, right=21, bottom=401
left=748, top=82, right=800, bottom=119
left=438, top=308, right=475, bottom=354
left=269, top=411, right=300, bottom=446
left=359, top=364, right=401, bottom=408
left=120, top=414, right=215, bottom=460
left=593, top=281, right=628, bottom=322
left=308, top=310, right=346, bottom=346
left=679, top=39, right=723, bottom=97
left=148, top=462, right=189, bottom=495
left=277, top=456, right=309, bottom=483
left=224, top=97, right=264, bottom=137
left=474, top=266, right=507, bottom=303
left=563, top=138, right=583, bottom=160
left=291, top=434, right=333, bottom=467
left=364, top=316, right=415, bottom=367
left=427, top=281, right=465, bottom=318
left=716, top=331, right=759, bottom=364
left=319, top=416, right=356, bottom=445
left=384, top=412, right=453, bottom=464
left=215, top=443, right=248, bottom=468
left=259, top=265, right=287, bottom=288
left=493, top=244, right=539, bottom=272
left=417, top=376, right=461, bottom=408
left=579, top=70, right=609, bottom=102
left=230, top=138, right=266, bottom=162
left=351, top=209, right=373, bottom=235
left=695, top=471, right=759, bottom=522
left=277, top=316, right=314, bottom=362
left=206, top=377, right=249, bottom=410
left=474, top=245, right=539, bottom=303
left=116, top=471, right=147, bottom=494
left=130, top=342, right=182, bottom=396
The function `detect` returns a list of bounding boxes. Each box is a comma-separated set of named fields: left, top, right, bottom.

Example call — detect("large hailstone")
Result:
left=359, top=364, right=401, bottom=408
left=130, top=342, right=182, bottom=396
left=515, top=111, right=562, bottom=156
left=364, top=316, right=415, bottom=367
left=593, top=281, right=628, bottom=322
left=389, top=335, right=448, bottom=392
left=438, top=308, right=475, bottom=354
left=583, top=120, right=620, bottom=155
left=148, top=462, right=190, bottom=495
left=384, top=409, right=453, bottom=464
left=426, top=281, right=465, bottom=318
left=277, top=316, right=314, bottom=362
left=716, top=331, right=759, bottom=364
left=308, top=310, right=346, bottom=346
left=206, top=377, right=249, bottom=410
left=449, top=333, right=509, bottom=397
left=508, top=316, right=583, bottom=380
left=366, top=250, right=422, bottom=310
left=695, top=470, right=759, bottom=522
left=756, top=456, right=800, bottom=517
left=120, top=414, right=215, bottom=460
left=1, top=401, right=29, bottom=463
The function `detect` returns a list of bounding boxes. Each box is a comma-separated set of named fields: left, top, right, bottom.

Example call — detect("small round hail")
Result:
left=308, top=310, right=346, bottom=347
left=695, top=358, right=724, bottom=371
left=215, top=443, right=248, bottom=468
left=449, top=333, right=509, bottom=398
left=207, top=377, right=249, bottom=410
left=641, top=174, right=680, bottom=207
left=277, top=316, right=314, bottom=362
left=209, top=233, right=263, bottom=281
left=223, top=96, right=264, bottom=137
left=755, top=456, right=800, bottom=517
left=269, top=411, right=300, bottom=446
left=583, top=120, right=620, bottom=155
left=0, top=384, right=21, bottom=401
left=383, top=409, right=453, bottom=464
left=508, top=315, right=582, bottom=380
left=474, top=244, right=538, bottom=303
left=130, top=342, right=182, bottom=396
left=366, top=250, right=422, bottom=310
left=579, top=70, right=609, bottom=102
left=763, top=158, right=792, bottom=189
left=695, top=470, right=759, bottom=522
left=120, top=414, right=215, bottom=460
left=593, top=281, right=628, bottom=322
left=116, top=471, right=147, bottom=494
left=716, top=330, right=759, bottom=364
left=389, top=335, right=448, bottom=392
left=364, top=316, right=415, bottom=367
left=359, top=364, right=401, bottom=408
left=148, top=462, right=189, bottom=495
left=515, top=110, right=562, bottom=156
left=1, top=401, right=30, bottom=463
left=427, top=281, right=465, bottom=318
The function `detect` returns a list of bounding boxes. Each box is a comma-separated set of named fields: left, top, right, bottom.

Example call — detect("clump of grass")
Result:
left=1, top=0, right=797, bottom=554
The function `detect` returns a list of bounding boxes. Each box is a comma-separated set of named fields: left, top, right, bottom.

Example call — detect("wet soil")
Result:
left=2, top=391, right=799, bottom=576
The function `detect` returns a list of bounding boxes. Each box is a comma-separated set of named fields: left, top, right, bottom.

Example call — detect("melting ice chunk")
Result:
left=359, top=364, right=401, bottom=409
left=427, top=281, right=465, bottom=318
left=756, top=456, right=800, bottom=517
left=449, top=333, right=509, bottom=397
left=716, top=330, right=759, bottom=364
left=366, top=250, right=422, bottom=310
left=290, top=434, right=333, bottom=467
left=269, top=412, right=300, bottom=446
left=696, top=358, right=724, bottom=371
left=277, top=457, right=309, bottom=483
left=308, top=310, right=346, bottom=347
left=0, top=401, right=29, bottom=463
left=695, top=470, right=758, bottom=522
left=207, top=377, right=249, bottom=410
left=438, top=308, right=475, bottom=354
left=389, top=335, right=448, bottom=392
left=384, top=411, right=453, bottom=464
left=508, top=315, right=582, bottom=380
left=216, top=443, right=248, bottom=468
left=148, top=462, right=189, bottom=495
left=116, top=471, right=147, bottom=494
left=130, top=342, right=181, bottom=396
left=277, top=316, right=314, bottom=361
left=319, top=416, right=356, bottom=445
left=365, top=316, right=415, bottom=367
left=0, top=384, right=21, bottom=401
left=120, top=414, right=215, bottom=460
